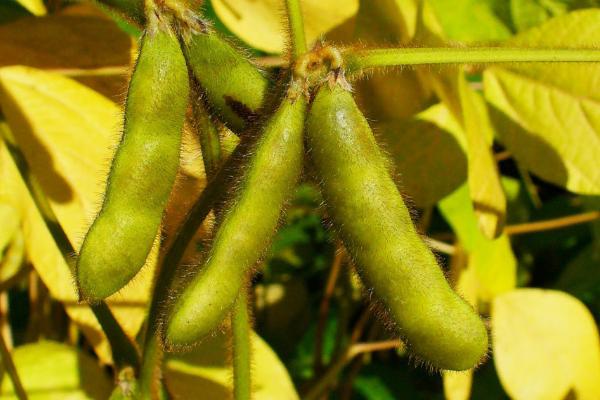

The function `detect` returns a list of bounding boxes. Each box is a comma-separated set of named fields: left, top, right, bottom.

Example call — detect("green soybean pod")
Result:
left=306, top=84, right=488, bottom=371
left=165, top=94, right=306, bottom=348
left=76, top=18, right=189, bottom=302
left=183, top=28, right=269, bottom=132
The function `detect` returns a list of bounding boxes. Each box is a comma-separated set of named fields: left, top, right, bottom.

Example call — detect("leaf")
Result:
left=0, top=340, right=112, bottom=399
left=13, top=0, right=46, bottom=16
left=458, top=74, right=506, bottom=239
left=164, top=330, right=299, bottom=400
left=0, top=14, right=134, bottom=101
left=211, top=0, right=359, bottom=54
left=484, top=9, right=600, bottom=195
left=352, top=1, right=432, bottom=121
left=0, top=203, right=19, bottom=254
left=555, top=243, right=600, bottom=302
left=439, top=184, right=516, bottom=303
left=427, top=0, right=512, bottom=42
left=0, top=66, right=154, bottom=364
left=510, top=0, right=598, bottom=31
left=376, top=104, right=467, bottom=207
left=492, top=289, right=600, bottom=400
left=443, top=371, right=473, bottom=400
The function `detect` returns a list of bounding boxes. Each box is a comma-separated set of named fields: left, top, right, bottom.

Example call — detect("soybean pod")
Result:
left=306, top=83, right=488, bottom=371
left=76, top=15, right=189, bottom=302
left=183, top=22, right=269, bottom=132
left=165, top=92, right=306, bottom=348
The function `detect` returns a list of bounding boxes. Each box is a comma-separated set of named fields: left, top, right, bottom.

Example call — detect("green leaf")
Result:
left=484, top=10, right=600, bottom=195
left=492, top=289, right=600, bottom=400
left=510, top=0, right=599, bottom=31
left=164, top=331, right=299, bottom=399
left=0, top=341, right=112, bottom=399
left=427, top=0, right=512, bottom=42
left=439, top=184, right=516, bottom=303
left=458, top=74, right=506, bottom=239
left=376, top=103, right=467, bottom=207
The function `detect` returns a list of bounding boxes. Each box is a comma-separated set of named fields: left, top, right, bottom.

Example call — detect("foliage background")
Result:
left=0, top=0, right=599, bottom=399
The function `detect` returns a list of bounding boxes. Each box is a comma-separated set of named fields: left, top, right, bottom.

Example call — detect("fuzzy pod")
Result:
left=76, top=21, right=189, bottom=302
left=165, top=95, right=306, bottom=348
left=183, top=31, right=269, bottom=132
left=306, top=84, right=488, bottom=371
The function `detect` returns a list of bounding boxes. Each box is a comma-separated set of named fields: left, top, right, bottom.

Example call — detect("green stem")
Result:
left=0, top=331, right=27, bottom=399
left=344, top=47, right=600, bottom=74
left=232, top=288, right=251, bottom=400
left=0, top=119, right=140, bottom=371
left=285, top=0, right=308, bottom=57
left=138, top=143, right=242, bottom=399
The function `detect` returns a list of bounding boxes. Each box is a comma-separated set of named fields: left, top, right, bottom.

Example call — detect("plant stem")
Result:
left=314, top=248, right=344, bottom=374
left=0, top=120, right=140, bottom=371
left=0, top=329, right=27, bottom=399
left=232, top=288, right=251, bottom=400
left=138, top=143, right=242, bottom=398
left=285, top=0, right=308, bottom=57
left=344, top=47, right=600, bottom=73
left=505, top=211, right=600, bottom=235
left=304, top=340, right=402, bottom=400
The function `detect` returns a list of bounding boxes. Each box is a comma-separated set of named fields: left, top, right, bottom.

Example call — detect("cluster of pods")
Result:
left=76, top=5, right=488, bottom=371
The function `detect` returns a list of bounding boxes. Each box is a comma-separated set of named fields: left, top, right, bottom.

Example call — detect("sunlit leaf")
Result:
left=165, top=330, right=299, bottom=399
left=13, top=0, right=46, bottom=16
left=0, top=66, right=153, bottom=364
left=439, top=184, right=516, bottom=303
left=377, top=104, right=467, bottom=207
left=427, top=0, right=512, bottom=42
left=211, top=0, right=358, bottom=53
left=458, top=74, right=506, bottom=239
left=0, top=15, right=134, bottom=101
left=0, top=340, right=112, bottom=399
left=484, top=9, right=600, bottom=195
left=492, top=289, right=600, bottom=400
left=443, top=370, right=473, bottom=400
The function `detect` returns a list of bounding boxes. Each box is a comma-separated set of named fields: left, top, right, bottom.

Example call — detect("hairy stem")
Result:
left=0, top=119, right=140, bottom=370
left=285, top=0, right=308, bottom=57
left=232, top=288, right=252, bottom=400
left=0, top=329, right=27, bottom=399
left=344, top=47, right=600, bottom=74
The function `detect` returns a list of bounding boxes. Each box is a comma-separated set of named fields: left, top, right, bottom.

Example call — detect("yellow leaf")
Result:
left=212, top=0, right=358, bottom=54
left=14, top=0, right=46, bottom=16
left=0, top=66, right=154, bottom=364
left=443, top=370, right=473, bottom=400
left=484, top=10, right=600, bottom=195
left=458, top=74, right=506, bottom=239
left=0, top=341, right=112, bottom=399
left=0, top=15, right=134, bottom=101
left=492, top=289, right=600, bottom=400
left=439, top=184, right=516, bottom=303
left=377, top=104, right=467, bottom=207
left=165, top=330, right=299, bottom=399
